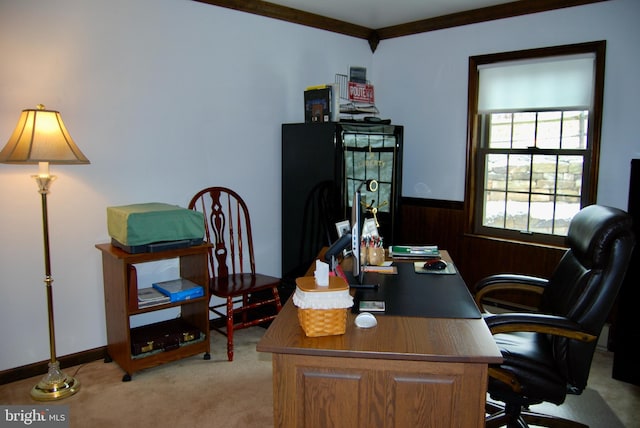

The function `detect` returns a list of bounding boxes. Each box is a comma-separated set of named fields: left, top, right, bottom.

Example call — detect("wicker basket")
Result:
left=297, top=307, right=347, bottom=337
left=294, top=276, right=351, bottom=337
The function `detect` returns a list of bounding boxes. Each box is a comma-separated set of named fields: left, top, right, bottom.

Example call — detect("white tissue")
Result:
left=314, top=260, right=329, bottom=286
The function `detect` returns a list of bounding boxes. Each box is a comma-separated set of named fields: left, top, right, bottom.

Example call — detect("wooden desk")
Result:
left=257, top=252, right=502, bottom=427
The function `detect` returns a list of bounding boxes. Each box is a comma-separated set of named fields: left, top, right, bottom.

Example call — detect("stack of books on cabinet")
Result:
left=137, top=287, right=170, bottom=308
left=136, top=278, right=204, bottom=308
left=152, top=278, right=204, bottom=302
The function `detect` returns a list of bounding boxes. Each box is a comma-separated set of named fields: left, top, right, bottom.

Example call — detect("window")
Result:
left=466, top=41, right=606, bottom=246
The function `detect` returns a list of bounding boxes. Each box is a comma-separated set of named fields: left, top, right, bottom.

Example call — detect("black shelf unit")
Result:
left=281, top=122, right=403, bottom=288
left=612, top=159, right=640, bottom=386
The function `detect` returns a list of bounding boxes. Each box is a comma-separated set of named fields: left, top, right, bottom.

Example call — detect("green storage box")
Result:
left=107, top=203, right=204, bottom=253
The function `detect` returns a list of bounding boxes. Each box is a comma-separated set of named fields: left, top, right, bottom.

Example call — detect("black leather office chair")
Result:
left=474, top=205, right=634, bottom=428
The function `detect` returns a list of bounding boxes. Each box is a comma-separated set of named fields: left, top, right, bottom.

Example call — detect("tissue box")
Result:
left=293, top=276, right=352, bottom=337
left=107, top=203, right=204, bottom=253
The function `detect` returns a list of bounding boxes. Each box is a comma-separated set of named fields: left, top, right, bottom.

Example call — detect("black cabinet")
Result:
left=281, top=122, right=403, bottom=286
left=612, top=159, right=640, bottom=386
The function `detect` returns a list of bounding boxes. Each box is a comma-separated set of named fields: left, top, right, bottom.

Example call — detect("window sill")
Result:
left=463, top=232, right=567, bottom=251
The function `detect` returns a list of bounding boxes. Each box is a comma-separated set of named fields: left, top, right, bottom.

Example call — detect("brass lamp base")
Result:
left=30, top=361, right=80, bottom=401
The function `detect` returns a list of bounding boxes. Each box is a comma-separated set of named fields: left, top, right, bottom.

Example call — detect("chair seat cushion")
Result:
left=210, top=273, right=280, bottom=297
left=490, top=332, right=568, bottom=406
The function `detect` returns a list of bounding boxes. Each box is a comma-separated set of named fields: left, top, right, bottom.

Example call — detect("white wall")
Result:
left=1, top=0, right=638, bottom=372
left=0, top=0, right=372, bottom=371
left=373, top=0, right=640, bottom=206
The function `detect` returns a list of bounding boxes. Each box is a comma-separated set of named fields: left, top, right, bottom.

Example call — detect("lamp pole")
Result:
left=30, top=167, right=80, bottom=401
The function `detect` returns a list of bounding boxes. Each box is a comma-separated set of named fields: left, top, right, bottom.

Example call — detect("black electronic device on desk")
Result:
left=324, top=179, right=381, bottom=290
left=324, top=233, right=378, bottom=289
left=423, top=259, right=447, bottom=270
left=324, top=232, right=352, bottom=271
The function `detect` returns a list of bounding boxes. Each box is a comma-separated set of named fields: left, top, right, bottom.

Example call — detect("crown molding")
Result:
left=193, top=0, right=374, bottom=39
left=192, top=0, right=609, bottom=52
left=375, top=0, right=609, bottom=40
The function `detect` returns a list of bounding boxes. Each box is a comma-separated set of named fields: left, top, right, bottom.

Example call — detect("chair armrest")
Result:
left=484, top=312, right=597, bottom=393
left=484, top=313, right=597, bottom=342
left=474, top=274, right=548, bottom=312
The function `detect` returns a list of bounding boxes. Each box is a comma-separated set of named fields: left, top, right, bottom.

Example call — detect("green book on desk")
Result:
left=389, top=245, right=440, bottom=259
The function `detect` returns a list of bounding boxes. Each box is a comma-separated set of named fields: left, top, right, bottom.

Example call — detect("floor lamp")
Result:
left=0, top=105, right=89, bottom=401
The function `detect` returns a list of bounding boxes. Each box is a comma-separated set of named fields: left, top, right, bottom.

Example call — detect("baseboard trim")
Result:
left=1, top=319, right=252, bottom=385
left=0, top=347, right=107, bottom=385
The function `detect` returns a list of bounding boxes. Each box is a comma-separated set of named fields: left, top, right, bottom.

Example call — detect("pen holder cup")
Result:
left=360, top=246, right=368, bottom=265
left=368, top=247, right=385, bottom=266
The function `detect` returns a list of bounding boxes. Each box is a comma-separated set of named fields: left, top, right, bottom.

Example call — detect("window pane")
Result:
left=558, top=156, right=583, bottom=196
left=488, top=113, right=512, bottom=148
left=561, top=111, right=589, bottom=149
left=483, top=190, right=505, bottom=228
left=486, top=153, right=508, bottom=190
left=506, top=194, right=530, bottom=231
left=553, top=197, right=581, bottom=235
left=529, top=200, right=554, bottom=234
left=512, top=113, right=536, bottom=148
left=507, top=154, right=531, bottom=193
left=531, top=154, right=557, bottom=195
left=537, top=111, right=562, bottom=149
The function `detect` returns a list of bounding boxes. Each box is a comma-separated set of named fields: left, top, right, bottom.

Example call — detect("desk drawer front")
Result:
left=273, top=354, right=487, bottom=428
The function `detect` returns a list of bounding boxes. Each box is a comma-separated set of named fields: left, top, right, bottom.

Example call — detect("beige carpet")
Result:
left=489, top=389, right=625, bottom=428
left=0, top=328, right=273, bottom=428
left=0, top=327, right=631, bottom=428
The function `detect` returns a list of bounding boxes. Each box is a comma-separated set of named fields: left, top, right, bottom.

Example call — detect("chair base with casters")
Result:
left=485, top=400, right=587, bottom=428
left=209, top=273, right=282, bottom=361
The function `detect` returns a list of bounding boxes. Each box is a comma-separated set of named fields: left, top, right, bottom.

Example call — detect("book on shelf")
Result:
left=137, top=287, right=170, bottom=308
left=304, top=83, right=340, bottom=123
left=152, top=278, right=204, bottom=303
left=389, top=245, right=440, bottom=259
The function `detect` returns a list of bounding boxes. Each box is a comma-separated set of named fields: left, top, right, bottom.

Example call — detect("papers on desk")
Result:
left=413, top=261, right=457, bottom=275
left=363, top=262, right=397, bottom=274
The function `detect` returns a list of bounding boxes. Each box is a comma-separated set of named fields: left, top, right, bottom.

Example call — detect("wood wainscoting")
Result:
left=398, top=197, right=566, bottom=307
